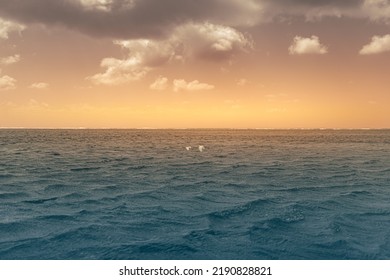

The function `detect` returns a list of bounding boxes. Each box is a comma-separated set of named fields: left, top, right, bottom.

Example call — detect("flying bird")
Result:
left=198, top=145, right=205, bottom=152
left=185, top=146, right=192, bottom=151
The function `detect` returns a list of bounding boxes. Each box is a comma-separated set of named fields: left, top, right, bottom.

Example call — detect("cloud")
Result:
left=174, top=23, right=252, bottom=61
left=2, top=0, right=390, bottom=42
left=261, top=0, right=390, bottom=22
left=0, top=54, right=21, bottom=65
left=260, top=0, right=363, bottom=20
left=359, top=34, right=390, bottom=54
left=288, top=36, right=328, bottom=55
left=114, top=39, right=176, bottom=67
left=29, top=82, right=50, bottom=89
left=362, top=0, right=390, bottom=22
left=88, top=39, right=175, bottom=85
left=80, top=0, right=115, bottom=11
left=151, top=76, right=215, bottom=92
left=0, top=18, right=24, bottom=39
left=150, top=76, right=169, bottom=90
left=0, top=75, right=16, bottom=90
left=89, top=23, right=251, bottom=85
left=88, top=56, right=150, bottom=85
left=0, top=0, right=262, bottom=39
left=173, top=79, right=215, bottom=92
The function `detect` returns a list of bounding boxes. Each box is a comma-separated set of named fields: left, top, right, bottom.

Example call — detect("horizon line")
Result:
left=1, top=127, right=389, bottom=130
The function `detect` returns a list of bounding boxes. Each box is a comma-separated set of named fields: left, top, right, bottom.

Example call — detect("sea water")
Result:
left=0, top=129, right=389, bottom=259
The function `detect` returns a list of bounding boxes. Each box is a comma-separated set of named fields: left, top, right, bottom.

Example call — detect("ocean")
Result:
left=0, top=129, right=389, bottom=260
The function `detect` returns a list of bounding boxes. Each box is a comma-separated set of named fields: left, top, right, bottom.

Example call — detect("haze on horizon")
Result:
left=0, top=0, right=389, bottom=129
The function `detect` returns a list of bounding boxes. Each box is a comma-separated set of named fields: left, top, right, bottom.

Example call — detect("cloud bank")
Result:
left=1, top=1, right=390, bottom=41
left=0, top=0, right=261, bottom=39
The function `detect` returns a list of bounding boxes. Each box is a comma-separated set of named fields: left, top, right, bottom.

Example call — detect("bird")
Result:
left=198, top=145, right=205, bottom=152
left=185, top=146, right=192, bottom=151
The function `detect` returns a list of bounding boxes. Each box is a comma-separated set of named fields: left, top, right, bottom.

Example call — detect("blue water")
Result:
left=0, top=129, right=389, bottom=260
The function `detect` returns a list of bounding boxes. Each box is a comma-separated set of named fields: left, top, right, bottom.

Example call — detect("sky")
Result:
left=0, top=0, right=389, bottom=128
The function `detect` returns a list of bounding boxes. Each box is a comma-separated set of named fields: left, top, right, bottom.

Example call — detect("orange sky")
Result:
left=0, top=0, right=389, bottom=128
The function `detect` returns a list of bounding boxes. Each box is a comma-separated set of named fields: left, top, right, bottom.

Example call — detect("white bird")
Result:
left=185, top=146, right=192, bottom=151
left=198, top=145, right=205, bottom=152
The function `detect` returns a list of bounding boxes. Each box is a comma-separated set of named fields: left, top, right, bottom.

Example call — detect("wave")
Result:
left=0, top=192, right=29, bottom=200
left=1, top=129, right=389, bottom=259
left=206, top=198, right=273, bottom=220
left=23, top=197, right=58, bottom=204
left=70, top=167, right=101, bottom=172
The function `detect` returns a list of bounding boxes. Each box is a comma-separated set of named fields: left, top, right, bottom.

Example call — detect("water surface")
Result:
left=0, top=129, right=389, bottom=259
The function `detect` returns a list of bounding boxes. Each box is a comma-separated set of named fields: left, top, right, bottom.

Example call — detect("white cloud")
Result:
left=89, top=23, right=251, bottom=86
left=174, top=23, right=253, bottom=61
left=150, top=76, right=169, bottom=91
left=114, top=39, right=176, bottom=67
left=0, top=54, right=21, bottom=65
left=88, top=39, right=176, bottom=85
left=173, top=79, right=215, bottom=92
left=288, top=36, right=328, bottom=55
left=0, top=18, right=25, bottom=40
left=79, top=0, right=115, bottom=11
left=88, top=56, right=150, bottom=85
left=29, top=82, right=50, bottom=89
left=0, top=75, right=17, bottom=91
left=359, top=34, right=390, bottom=54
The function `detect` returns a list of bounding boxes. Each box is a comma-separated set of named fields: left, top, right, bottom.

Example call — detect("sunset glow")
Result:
left=0, top=0, right=389, bottom=128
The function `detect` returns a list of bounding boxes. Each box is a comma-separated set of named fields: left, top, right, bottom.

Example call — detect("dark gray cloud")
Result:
left=264, top=0, right=363, bottom=8
left=0, top=0, right=387, bottom=40
left=260, top=0, right=386, bottom=22
left=0, top=0, right=261, bottom=39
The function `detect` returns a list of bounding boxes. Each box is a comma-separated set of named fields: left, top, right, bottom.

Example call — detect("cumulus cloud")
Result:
left=0, top=54, right=21, bottom=65
left=114, top=39, right=176, bottom=66
left=288, top=36, right=328, bottom=55
left=173, top=79, right=215, bottom=92
left=88, top=56, right=150, bottom=85
left=150, top=76, right=215, bottom=91
left=88, top=39, right=175, bottom=85
left=89, top=23, right=251, bottom=85
left=359, top=34, right=390, bottom=54
left=150, top=76, right=169, bottom=90
left=0, top=75, right=17, bottom=90
left=29, top=82, right=50, bottom=89
left=0, top=18, right=24, bottom=39
left=174, top=23, right=252, bottom=61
